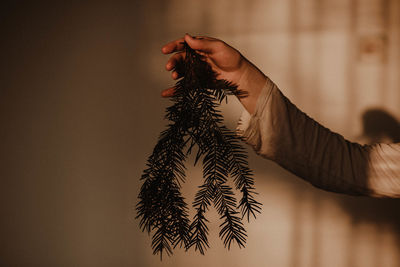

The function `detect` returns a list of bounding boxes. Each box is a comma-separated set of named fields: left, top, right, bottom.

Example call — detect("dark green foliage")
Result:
left=136, top=42, right=261, bottom=259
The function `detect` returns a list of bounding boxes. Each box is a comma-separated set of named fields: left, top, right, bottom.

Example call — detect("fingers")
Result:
left=165, top=51, right=184, bottom=71
left=161, top=86, right=175, bottom=98
left=166, top=52, right=184, bottom=81
left=161, top=34, right=222, bottom=99
left=171, top=71, right=180, bottom=80
left=184, top=33, right=219, bottom=53
left=161, top=37, right=185, bottom=54
left=161, top=34, right=221, bottom=55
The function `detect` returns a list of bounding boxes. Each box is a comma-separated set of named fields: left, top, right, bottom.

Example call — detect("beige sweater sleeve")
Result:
left=237, top=78, right=400, bottom=197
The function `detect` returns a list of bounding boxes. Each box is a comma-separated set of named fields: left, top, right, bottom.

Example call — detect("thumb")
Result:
left=184, top=33, right=216, bottom=53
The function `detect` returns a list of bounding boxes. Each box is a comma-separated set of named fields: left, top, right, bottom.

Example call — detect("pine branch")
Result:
left=136, top=41, right=262, bottom=259
left=188, top=201, right=210, bottom=254
left=200, top=138, right=247, bottom=250
left=194, top=95, right=262, bottom=222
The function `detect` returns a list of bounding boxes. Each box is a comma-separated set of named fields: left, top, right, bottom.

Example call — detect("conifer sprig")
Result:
left=136, top=42, right=261, bottom=259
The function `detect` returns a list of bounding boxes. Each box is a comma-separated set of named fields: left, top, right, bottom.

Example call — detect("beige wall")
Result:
left=1, top=1, right=400, bottom=266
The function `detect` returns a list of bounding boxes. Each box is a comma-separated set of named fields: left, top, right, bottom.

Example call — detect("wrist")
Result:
left=236, top=59, right=267, bottom=114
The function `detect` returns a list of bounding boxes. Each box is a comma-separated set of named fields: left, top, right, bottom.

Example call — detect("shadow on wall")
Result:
left=337, top=196, right=400, bottom=267
left=288, top=108, right=400, bottom=267
left=340, top=108, right=400, bottom=266
left=358, top=108, right=400, bottom=144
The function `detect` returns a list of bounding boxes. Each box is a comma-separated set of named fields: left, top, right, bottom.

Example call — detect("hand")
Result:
left=161, top=34, right=267, bottom=114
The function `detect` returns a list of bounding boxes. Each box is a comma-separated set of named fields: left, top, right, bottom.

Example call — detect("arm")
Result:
left=162, top=35, right=400, bottom=198
left=237, top=77, right=400, bottom=197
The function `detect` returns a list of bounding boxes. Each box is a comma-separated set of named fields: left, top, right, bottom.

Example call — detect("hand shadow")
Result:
left=357, top=108, right=400, bottom=144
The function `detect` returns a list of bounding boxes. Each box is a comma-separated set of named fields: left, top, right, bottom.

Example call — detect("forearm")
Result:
left=237, top=77, right=400, bottom=197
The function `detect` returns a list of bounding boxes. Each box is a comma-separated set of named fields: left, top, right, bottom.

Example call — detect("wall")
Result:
left=1, top=1, right=400, bottom=267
